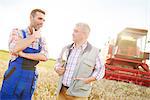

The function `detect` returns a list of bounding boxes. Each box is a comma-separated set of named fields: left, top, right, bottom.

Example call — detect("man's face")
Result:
left=72, top=26, right=86, bottom=43
left=30, top=12, right=45, bottom=30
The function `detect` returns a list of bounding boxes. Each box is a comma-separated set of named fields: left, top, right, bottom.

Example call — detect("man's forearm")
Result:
left=20, top=52, right=48, bottom=61
left=74, top=76, right=96, bottom=84
left=13, top=35, right=35, bottom=53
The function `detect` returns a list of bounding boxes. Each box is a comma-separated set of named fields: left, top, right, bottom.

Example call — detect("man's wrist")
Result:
left=20, top=52, right=26, bottom=57
left=88, top=77, right=96, bottom=83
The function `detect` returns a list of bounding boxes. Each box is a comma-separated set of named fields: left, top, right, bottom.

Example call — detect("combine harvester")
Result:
left=105, top=27, right=150, bottom=87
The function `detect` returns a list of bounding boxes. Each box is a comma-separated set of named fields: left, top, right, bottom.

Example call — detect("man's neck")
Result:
left=74, top=40, right=87, bottom=48
left=28, top=26, right=33, bottom=35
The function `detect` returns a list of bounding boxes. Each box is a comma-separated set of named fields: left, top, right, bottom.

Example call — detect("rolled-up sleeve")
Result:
left=8, top=28, right=21, bottom=53
left=40, top=37, right=49, bottom=59
left=92, top=52, right=105, bottom=80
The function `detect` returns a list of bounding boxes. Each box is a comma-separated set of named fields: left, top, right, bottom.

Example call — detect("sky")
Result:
left=0, top=0, right=149, bottom=59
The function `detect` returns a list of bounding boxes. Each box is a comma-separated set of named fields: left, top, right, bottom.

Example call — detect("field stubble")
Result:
left=0, top=58, right=150, bottom=100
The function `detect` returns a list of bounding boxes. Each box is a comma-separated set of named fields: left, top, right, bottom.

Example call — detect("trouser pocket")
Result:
left=1, top=66, right=20, bottom=95
left=4, top=67, right=16, bottom=80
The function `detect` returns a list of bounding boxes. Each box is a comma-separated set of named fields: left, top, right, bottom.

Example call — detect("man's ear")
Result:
left=30, top=15, right=34, bottom=21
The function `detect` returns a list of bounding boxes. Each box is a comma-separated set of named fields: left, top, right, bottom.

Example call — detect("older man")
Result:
left=0, top=9, right=48, bottom=100
left=55, top=22, right=105, bottom=100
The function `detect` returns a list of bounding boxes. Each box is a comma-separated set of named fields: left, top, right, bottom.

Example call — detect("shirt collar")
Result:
left=24, top=27, right=32, bottom=35
left=70, top=41, right=88, bottom=51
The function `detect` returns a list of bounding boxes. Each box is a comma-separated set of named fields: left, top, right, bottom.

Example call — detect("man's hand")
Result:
left=74, top=77, right=96, bottom=84
left=55, top=67, right=65, bottom=76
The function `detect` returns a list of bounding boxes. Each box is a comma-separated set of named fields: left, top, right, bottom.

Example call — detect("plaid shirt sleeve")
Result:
left=8, top=28, right=22, bottom=53
left=91, top=52, right=105, bottom=80
left=39, top=37, right=49, bottom=59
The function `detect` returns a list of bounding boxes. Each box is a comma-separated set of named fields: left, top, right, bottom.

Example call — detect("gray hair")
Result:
left=76, top=22, right=90, bottom=33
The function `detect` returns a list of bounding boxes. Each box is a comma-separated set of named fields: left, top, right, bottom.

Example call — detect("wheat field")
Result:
left=0, top=50, right=150, bottom=100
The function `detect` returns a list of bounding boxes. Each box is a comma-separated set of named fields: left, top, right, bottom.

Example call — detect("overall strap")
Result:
left=38, top=38, right=42, bottom=51
left=21, top=30, right=26, bottom=39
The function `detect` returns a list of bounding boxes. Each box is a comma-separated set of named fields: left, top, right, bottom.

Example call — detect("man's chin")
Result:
left=35, top=27, right=41, bottom=31
left=36, top=26, right=43, bottom=30
left=72, top=39, right=75, bottom=42
left=73, top=40, right=77, bottom=43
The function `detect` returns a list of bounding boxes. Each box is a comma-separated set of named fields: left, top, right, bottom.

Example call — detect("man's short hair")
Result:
left=30, top=9, right=45, bottom=17
left=76, top=23, right=90, bottom=33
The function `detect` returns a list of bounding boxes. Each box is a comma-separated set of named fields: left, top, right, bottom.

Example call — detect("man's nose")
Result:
left=72, top=32, right=75, bottom=37
left=40, top=19, right=45, bottom=23
left=40, top=20, right=44, bottom=25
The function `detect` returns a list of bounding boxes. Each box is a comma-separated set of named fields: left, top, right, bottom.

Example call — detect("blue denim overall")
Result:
left=0, top=30, right=41, bottom=100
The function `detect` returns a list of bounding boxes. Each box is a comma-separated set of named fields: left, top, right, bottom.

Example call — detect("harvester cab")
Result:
left=105, top=27, right=150, bottom=87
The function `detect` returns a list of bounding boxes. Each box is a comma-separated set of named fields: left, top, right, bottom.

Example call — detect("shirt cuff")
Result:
left=91, top=68, right=105, bottom=80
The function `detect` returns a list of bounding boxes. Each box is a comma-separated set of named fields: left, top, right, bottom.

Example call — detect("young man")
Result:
left=55, top=23, right=105, bottom=100
left=0, top=9, right=48, bottom=100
